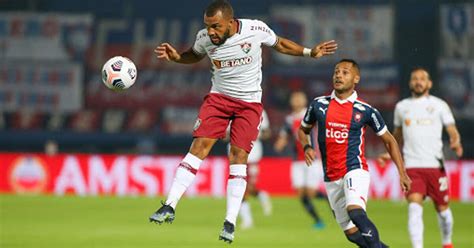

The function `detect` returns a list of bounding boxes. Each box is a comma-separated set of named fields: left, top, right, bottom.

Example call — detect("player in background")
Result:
left=148, top=0, right=338, bottom=243
left=236, top=110, right=272, bottom=229
left=378, top=67, right=463, bottom=248
left=274, top=91, right=325, bottom=229
left=298, top=59, right=411, bottom=248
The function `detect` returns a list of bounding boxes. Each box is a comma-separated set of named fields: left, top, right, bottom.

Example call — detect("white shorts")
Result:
left=247, top=140, right=263, bottom=164
left=291, top=160, right=323, bottom=189
left=325, top=169, right=370, bottom=230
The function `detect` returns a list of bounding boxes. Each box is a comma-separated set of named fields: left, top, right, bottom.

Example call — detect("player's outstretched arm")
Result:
left=273, top=37, right=337, bottom=58
left=154, top=43, right=205, bottom=64
left=445, top=124, right=463, bottom=158
left=297, top=126, right=315, bottom=166
left=379, top=131, right=411, bottom=192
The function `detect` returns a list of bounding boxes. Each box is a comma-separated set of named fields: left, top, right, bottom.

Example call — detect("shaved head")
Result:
left=336, top=59, right=360, bottom=76
left=205, top=0, right=234, bottom=19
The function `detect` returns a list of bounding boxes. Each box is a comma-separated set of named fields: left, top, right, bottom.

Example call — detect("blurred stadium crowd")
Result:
left=1, top=0, right=473, bottom=158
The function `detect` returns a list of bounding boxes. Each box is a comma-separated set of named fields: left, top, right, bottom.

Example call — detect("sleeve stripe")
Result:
left=192, top=46, right=205, bottom=56
left=376, top=126, right=388, bottom=136
left=301, top=120, right=312, bottom=128
left=271, top=37, right=279, bottom=47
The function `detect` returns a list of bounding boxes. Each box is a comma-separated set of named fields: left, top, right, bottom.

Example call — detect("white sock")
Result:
left=408, top=203, right=424, bottom=248
left=225, top=164, right=247, bottom=225
left=165, top=153, right=202, bottom=209
left=437, top=208, right=454, bottom=245
left=239, top=201, right=253, bottom=227
left=257, top=191, right=272, bottom=216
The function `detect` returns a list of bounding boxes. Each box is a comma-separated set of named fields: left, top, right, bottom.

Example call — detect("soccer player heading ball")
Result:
left=148, top=0, right=337, bottom=243
left=298, top=59, right=412, bottom=248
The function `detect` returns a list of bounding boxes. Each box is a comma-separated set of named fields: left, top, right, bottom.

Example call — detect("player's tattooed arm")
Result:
left=298, top=126, right=315, bottom=166
left=272, top=37, right=338, bottom=58
left=379, top=131, right=411, bottom=192
left=445, top=124, right=463, bottom=158
left=154, top=43, right=205, bottom=64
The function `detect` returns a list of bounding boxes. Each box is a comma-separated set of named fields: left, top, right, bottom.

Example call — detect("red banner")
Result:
left=1, top=153, right=473, bottom=202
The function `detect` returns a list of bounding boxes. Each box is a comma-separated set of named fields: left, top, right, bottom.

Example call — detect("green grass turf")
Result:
left=0, top=195, right=472, bottom=248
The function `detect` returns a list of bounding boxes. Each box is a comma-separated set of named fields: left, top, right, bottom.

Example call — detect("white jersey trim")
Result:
left=376, top=126, right=387, bottom=136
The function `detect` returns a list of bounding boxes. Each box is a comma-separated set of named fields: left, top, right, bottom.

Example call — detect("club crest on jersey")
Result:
left=354, top=112, right=363, bottom=122
left=240, top=42, right=252, bottom=54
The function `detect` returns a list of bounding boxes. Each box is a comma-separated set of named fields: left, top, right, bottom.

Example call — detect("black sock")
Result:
left=348, top=209, right=381, bottom=248
left=346, top=230, right=369, bottom=248
left=301, top=196, right=321, bottom=223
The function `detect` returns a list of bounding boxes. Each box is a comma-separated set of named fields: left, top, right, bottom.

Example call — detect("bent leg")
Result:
left=345, top=227, right=368, bottom=248
left=347, top=206, right=382, bottom=248
left=426, top=168, right=453, bottom=247
left=344, top=169, right=383, bottom=248
left=225, top=145, right=249, bottom=225
left=166, top=138, right=217, bottom=208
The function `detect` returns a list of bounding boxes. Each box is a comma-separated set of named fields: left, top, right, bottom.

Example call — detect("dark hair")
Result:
left=410, top=66, right=431, bottom=80
left=336, top=59, right=360, bottom=74
left=205, top=0, right=234, bottom=18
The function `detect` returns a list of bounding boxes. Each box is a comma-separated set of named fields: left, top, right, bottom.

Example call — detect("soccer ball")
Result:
left=101, top=56, right=137, bottom=91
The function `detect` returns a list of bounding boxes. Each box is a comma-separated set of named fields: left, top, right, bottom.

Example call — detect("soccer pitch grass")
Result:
left=1, top=195, right=472, bottom=248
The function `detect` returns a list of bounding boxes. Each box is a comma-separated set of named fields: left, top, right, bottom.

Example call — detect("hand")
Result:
left=311, top=40, right=338, bottom=58
left=304, top=148, right=315, bottom=166
left=376, top=152, right=391, bottom=167
left=399, top=173, right=412, bottom=193
left=450, top=141, right=463, bottom=158
left=154, top=43, right=180, bottom=61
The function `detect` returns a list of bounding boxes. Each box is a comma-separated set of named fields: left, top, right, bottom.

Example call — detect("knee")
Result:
left=348, top=208, right=366, bottom=224
left=436, top=204, right=449, bottom=213
left=189, top=139, right=215, bottom=159
left=229, top=146, right=248, bottom=164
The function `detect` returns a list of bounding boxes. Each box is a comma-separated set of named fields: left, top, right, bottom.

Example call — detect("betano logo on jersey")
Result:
left=326, top=122, right=349, bottom=144
left=212, top=56, right=253, bottom=69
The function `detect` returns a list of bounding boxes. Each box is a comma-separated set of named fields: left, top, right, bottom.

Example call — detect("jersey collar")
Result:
left=235, top=19, right=242, bottom=34
left=331, top=90, right=358, bottom=104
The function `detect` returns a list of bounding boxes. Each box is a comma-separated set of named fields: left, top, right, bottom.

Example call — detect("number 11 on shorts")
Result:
left=346, top=178, right=352, bottom=188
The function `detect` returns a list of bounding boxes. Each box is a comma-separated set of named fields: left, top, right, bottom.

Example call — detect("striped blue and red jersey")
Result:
left=301, top=91, right=387, bottom=182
